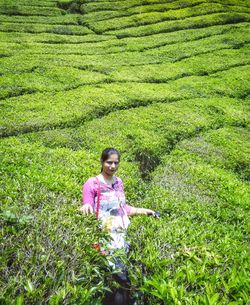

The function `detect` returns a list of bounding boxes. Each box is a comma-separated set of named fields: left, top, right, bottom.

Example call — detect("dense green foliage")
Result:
left=0, top=0, right=249, bottom=304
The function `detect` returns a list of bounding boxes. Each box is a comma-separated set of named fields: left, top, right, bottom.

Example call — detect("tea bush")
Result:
left=1, top=0, right=249, bottom=303
left=0, top=14, right=81, bottom=25
left=0, top=66, right=108, bottom=99
left=0, top=22, right=93, bottom=35
left=1, top=0, right=57, bottom=7
left=20, top=23, right=250, bottom=56
left=0, top=5, right=63, bottom=16
left=129, top=1, right=250, bottom=14
left=128, top=142, right=249, bottom=303
left=109, top=46, right=250, bottom=82
left=0, top=136, right=145, bottom=303
left=78, top=0, right=178, bottom=14
left=10, top=97, right=249, bottom=181
left=1, top=65, right=249, bottom=137
left=80, top=2, right=249, bottom=24
left=0, top=31, right=114, bottom=45
left=79, top=0, right=249, bottom=14
left=177, top=126, right=250, bottom=181
left=88, top=3, right=242, bottom=34
left=0, top=23, right=247, bottom=73
left=108, top=12, right=250, bottom=38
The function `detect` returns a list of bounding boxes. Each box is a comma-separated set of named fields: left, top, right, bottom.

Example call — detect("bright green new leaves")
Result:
left=1, top=0, right=250, bottom=304
left=1, top=65, right=249, bottom=137
left=128, top=126, right=249, bottom=303
left=108, top=12, right=250, bottom=38
left=87, top=3, right=249, bottom=33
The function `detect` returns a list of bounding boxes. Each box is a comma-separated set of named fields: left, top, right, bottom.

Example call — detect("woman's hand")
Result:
left=79, top=204, right=94, bottom=215
left=138, top=208, right=155, bottom=216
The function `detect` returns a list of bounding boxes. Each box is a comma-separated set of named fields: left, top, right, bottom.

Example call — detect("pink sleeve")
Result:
left=118, top=177, right=132, bottom=216
left=82, top=178, right=96, bottom=207
left=124, top=204, right=132, bottom=216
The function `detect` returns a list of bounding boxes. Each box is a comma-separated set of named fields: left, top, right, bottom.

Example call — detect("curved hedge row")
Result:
left=1, top=0, right=249, bottom=304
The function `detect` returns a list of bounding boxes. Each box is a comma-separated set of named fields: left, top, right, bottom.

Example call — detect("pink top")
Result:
left=82, top=176, right=132, bottom=216
left=82, top=176, right=132, bottom=250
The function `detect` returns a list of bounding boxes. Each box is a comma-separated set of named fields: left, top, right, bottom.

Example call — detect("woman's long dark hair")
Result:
left=100, top=148, right=120, bottom=172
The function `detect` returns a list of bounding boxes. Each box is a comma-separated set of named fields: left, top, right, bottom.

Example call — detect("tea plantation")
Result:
left=0, top=0, right=249, bottom=304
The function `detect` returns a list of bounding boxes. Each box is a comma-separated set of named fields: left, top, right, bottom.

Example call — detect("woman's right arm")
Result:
left=80, top=178, right=95, bottom=215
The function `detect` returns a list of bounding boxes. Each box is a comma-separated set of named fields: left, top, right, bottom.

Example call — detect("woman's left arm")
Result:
left=127, top=206, right=155, bottom=216
left=119, top=178, right=155, bottom=216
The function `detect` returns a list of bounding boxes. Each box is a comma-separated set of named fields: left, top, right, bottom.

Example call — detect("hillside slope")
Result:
left=1, top=0, right=249, bottom=304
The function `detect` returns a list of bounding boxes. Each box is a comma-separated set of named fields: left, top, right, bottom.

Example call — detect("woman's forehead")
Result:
left=105, top=154, right=119, bottom=161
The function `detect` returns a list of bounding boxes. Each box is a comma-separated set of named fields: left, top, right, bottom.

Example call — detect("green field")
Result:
left=0, top=0, right=249, bottom=304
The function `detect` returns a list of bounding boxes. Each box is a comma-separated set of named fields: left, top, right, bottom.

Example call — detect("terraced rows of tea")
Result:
left=1, top=0, right=250, bottom=304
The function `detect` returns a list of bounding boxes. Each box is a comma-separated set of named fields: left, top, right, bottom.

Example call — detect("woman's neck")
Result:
left=100, top=172, right=114, bottom=184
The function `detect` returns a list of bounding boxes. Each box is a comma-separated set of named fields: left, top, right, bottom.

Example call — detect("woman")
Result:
left=80, top=147, right=155, bottom=304
left=80, top=147, right=155, bottom=250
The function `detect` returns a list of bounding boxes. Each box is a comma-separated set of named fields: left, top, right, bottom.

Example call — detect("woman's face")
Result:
left=102, top=153, right=119, bottom=176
